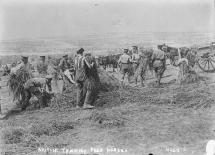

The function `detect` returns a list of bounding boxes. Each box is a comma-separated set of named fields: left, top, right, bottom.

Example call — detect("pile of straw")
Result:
left=7, top=68, right=32, bottom=101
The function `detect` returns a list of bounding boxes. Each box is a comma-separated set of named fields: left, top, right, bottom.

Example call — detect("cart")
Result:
left=196, top=42, right=215, bottom=73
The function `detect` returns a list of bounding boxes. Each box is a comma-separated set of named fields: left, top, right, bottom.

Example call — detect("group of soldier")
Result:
left=118, top=45, right=166, bottom=87
left=7, top=48, right=100, bottom=111
left=5, top=44, right=174, bottom=111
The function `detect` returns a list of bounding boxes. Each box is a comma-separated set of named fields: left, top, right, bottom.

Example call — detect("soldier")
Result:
left=58, top=54, right=75, bottom=84
left=150, top=49, right=166, bottom=86
left=20, top=75, right=53, bottom=110
left=83, top=52, right=100, bottom=106
left=36, top=56, right=48, bottom=77
left=10, top=56, right=33, bottom=75
left=131, top=46, right=140, bottom=73
left=118, top=49, right=132, bottom=85
left=59, top=54, right=70, bottom=74
left=133, top=47, right=151, bottom=87
left=75, top=48, right=94, bottom=109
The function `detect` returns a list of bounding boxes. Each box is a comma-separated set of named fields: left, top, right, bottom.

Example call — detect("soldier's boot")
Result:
left=121, top=75, right=125, bottom=87
left=82, top=90, right=95, bottom=109
left=140, top=79, right=145, bottom=87
left=83, top=104, right=94, bottom=109
left=157, top=76, right=161, bottom=87
left=21, top=90, right=31, bottom=111
left=134, top=78, right=138, bottom=86
left=128, top=76, right=131, bottom=84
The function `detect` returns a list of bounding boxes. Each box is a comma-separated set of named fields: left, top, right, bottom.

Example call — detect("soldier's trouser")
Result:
left=132, top=63, right=138, bottom=73
left=121, top=64, right=131, bottom=83
left=77, top=82, right=84, bottom=107
left=64, top=69, right=75, bottom=84
left=154, top=65, right=166, bottom=84
left=21, top=87, right=44, bottom=110
left=83, top=90, right=95, bottom=106
left=134, top=68, right=146, bottom=86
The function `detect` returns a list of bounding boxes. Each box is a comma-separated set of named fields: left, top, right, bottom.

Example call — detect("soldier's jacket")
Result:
left=74, top=55, right=84, bottom=70
left=11, top=62, right=33, bottom=74
left=131, top=53, right=140, bottom=63
left=118, top=54, right=131, bottom=64
left=37, top=61, right=48, bottom=74
left=58, top=59, right=70, bottom=72
left=151, top=50, right=166, bottom=61
left=24, top=78, right=47, bottom=89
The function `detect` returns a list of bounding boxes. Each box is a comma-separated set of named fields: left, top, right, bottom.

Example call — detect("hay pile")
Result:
left=7, top=68, right=32, bottom=101
left=49, top=69, right=120, bottom=110
left=1, top=120, right=76, bottom=154
left=177, top=61, right=199, bottom=84
left=97, top=68, right=120, bottom=91
left=171, top=83, right=215, bottom=110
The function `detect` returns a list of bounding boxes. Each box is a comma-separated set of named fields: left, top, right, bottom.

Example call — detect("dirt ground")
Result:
left=1, top=64, right=215, bottom=155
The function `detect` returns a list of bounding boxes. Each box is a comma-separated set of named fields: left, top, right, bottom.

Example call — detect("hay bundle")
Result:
left=97, top=68, right=120, bottom=91
left=49, top=69, right=120, bottom=110
left=7, top=68, right=32, bottom=101
left=177, top=60, right=199, bottom=84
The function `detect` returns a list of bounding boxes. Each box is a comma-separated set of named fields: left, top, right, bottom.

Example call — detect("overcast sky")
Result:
left=0, top=0, right=214, bottom=40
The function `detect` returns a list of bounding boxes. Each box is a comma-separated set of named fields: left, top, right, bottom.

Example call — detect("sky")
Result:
left=0, top=0, right=214, bottom=40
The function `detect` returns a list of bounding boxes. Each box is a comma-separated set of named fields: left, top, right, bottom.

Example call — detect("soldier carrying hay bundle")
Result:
left=133, top=47, right=152, bottom=87
left=20, top=75, right=53, bottom=110
left=75, top=48, right=100, bottom=109
left=8, top=56, right=54, bottom=111
left=58, top=54, right=76, bottom=84
left=149, top=48, right=166, bottom=86
left=176, top=47, right=198, bottom=84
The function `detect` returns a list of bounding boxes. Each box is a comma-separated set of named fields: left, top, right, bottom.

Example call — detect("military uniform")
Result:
left=151, top=50, right=166, bottom=85
left=75, top=48, right=94, bottom=109
left=133, top=49, right=150, bottom=86
left=131, top=46, right=140, bottom=72
left=11, top=62, right=32, bottom=74
left=59, top=55, right=75, bottom=84
left=58, top=55, right=70, bottom=72
left=36, top=57, right=48, bottom=77
left=21, top=76, right=52, bottom=110
left=118, top=49, right=132, bottom=83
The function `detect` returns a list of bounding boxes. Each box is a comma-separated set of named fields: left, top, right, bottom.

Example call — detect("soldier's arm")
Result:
left=118, top=56, right=122, bottom=64
left=83, top=57, right=92, bottom=68
left=128, top=55, right=132, bottom=63
left=58, top=59, right=64, bottom=73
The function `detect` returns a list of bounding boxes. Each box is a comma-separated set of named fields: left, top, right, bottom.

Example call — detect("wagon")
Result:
left=196, top=42, right=215, bottom=73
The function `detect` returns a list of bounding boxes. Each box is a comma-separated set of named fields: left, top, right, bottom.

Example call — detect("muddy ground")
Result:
left=1, top=64, right=215, bottom=155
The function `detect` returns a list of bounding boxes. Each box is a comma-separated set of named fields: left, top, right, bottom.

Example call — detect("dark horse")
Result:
left=158, top=44, right=190, bottom=66
left=98, top=54, right=121, bottom=72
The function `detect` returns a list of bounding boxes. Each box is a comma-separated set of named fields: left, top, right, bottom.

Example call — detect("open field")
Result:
left=1, top=62, right=215, bottom=155
left=1, top=35, right=215, bottom=155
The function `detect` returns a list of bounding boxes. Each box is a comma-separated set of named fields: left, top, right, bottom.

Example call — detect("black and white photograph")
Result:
left=0, top=0, right=215, bottom=154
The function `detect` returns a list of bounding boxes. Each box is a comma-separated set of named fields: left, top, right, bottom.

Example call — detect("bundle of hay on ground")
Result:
left=176, top=48, right=200, bottom=84
left=7, top=68, right=32, bottom=101
left=177, top=59, right=199, bottom=84
left=97, top=68, right=120, bottom=91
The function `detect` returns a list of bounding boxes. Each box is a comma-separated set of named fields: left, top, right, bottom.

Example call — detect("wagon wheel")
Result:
left=197, top=53, right=215, bottom=73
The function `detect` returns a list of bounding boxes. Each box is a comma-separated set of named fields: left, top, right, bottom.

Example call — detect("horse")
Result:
left=98, top=54, right=120, bottom=72
left=157, top=44, right=190, bottom=66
